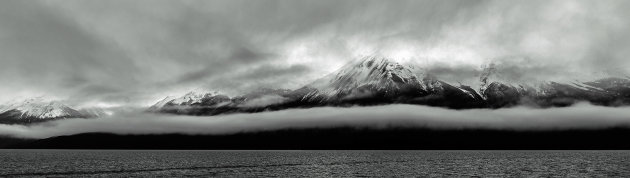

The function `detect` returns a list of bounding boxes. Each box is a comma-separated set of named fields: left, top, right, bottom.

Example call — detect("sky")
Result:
left=1, top=0, right=630, bottom=108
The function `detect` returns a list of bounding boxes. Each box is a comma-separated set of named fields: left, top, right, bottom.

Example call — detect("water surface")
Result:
left=0, top=150, right=628, bottom=177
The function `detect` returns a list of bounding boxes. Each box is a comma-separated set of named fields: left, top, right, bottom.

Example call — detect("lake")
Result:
left=0, top=150, right=628, bottom=177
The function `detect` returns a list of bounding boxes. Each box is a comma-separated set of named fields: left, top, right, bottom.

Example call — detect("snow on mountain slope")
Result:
left=478, top=63, right=608, bottom=97
left=475, top=62, right=628, bottom=107
left=303, top=56, right=430, bottom=101
left=148, top=55, right=630, bottom=115
left=170, top=91, right=211, bottom=105
left=0, top=98, right=84, bottom=124
left=149, top=90, right=233, bottom=110
left=148, top=96, right=176, bottom=111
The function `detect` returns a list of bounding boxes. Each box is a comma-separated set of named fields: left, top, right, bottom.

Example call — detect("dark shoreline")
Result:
left=3, top=127, right=630, bottom=150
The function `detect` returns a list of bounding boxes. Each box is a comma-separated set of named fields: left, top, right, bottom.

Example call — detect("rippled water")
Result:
left=0, top=150, right=629, bottom=177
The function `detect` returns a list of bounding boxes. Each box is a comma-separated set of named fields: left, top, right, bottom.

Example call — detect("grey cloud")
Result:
left=168, top=47, right=279, bottom=85
left=1, top=0, right=630, bottom=107
left=229, top=47, right=276, bottom=62
left=2, top=104, right=630, bottom=139
left=232, top=64, right=311, bottom=84
left=239, top=95, right=289, bottom=108
left=426, top=65, right=481, bottom=84
left=178, top=64, right=312, bottom=95
left=0, top=1, right=139, bottom=102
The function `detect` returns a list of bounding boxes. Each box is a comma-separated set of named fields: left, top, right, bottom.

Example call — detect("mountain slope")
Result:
left=0, top=99, right=85, bottom=125
left=149, top=56, right=487, bottom=115
left=478, top=64, right=623, bottom=107
left=299, top=56, right=484, bottom=108
left=148, top=91, right=234, bottom=115
left=307, top=56, right=429, bottom=98
left=149, top=55, right=630, bottom=116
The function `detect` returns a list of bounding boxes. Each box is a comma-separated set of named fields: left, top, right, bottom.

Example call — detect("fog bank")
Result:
left=1, top=104, right=629, bottom=139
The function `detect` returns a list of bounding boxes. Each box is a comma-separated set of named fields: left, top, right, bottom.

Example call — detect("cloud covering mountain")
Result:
left=1, top=0, right=630, bottom=108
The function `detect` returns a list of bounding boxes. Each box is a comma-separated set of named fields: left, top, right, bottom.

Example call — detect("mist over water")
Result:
left=2, top=103, right=630, bottom=139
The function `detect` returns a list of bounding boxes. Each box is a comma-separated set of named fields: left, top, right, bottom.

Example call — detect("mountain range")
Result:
left=150, top=56, right=630, bottom=116
left=2, top=55, right=629, bottom=124
left=0, top=98, right=105, bottom=125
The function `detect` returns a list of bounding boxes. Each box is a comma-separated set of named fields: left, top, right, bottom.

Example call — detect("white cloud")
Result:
left=2, top=104, right=630, bottom=139
left=239, top=95, right=288, bottom=108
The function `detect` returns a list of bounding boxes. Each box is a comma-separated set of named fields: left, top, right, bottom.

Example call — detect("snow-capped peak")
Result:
left=170, top=91, right=212, bottom=105
left=308, top=55, right=428, bottom=97
left=0, top=98, right=82, bottom=119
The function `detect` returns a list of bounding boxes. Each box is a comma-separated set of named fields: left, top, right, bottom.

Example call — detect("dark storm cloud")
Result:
left=1, top=0, right=629, bottom=106
left=2, top=104, right=630, bottom=139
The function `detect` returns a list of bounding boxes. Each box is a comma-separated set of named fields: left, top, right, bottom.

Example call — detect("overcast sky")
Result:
left=1, top=0, right=629, bottom=107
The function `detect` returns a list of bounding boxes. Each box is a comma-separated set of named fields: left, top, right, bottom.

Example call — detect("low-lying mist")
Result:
left=2, top=103, right=630, bottom=139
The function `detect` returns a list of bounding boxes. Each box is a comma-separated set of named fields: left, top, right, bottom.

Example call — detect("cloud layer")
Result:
left=2, top=104, right=630, bottom=139
left=1, top=0, right=629, bottom=107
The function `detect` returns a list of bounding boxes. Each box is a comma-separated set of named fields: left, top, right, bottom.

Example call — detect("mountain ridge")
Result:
left=0, top=98, right=92, bottom=125
left=148, top=55, right=630, bottom=115
left=150, top=55, right=630, bottom=115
